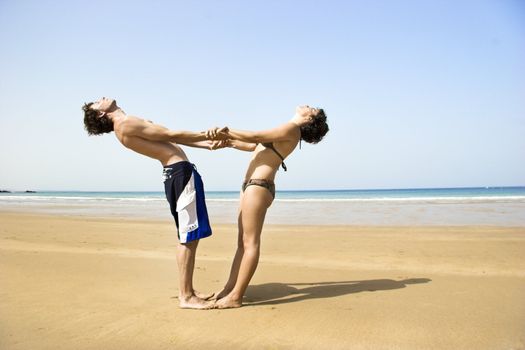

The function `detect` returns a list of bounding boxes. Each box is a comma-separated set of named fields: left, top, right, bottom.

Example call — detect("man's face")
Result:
left=91, top=97, right=116, bottom=114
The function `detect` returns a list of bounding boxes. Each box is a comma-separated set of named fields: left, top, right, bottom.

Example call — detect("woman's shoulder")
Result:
left=284, top=121, right=301, bottom=141
left=279, top=121, right=301, bottom=138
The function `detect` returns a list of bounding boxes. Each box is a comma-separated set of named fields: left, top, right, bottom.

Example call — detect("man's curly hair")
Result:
left=300, top=108, right=329, bottom=144
left=83, top=102, right=114, bottom=136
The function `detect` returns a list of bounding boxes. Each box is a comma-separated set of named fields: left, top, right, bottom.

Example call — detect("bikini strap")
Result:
left=261, top=142, right=287, bottom=171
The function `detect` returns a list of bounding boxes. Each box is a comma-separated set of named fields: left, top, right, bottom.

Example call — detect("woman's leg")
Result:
left=215, top=185, right=273, bottom=308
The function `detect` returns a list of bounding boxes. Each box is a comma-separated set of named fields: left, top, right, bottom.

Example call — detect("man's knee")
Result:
left=179, top=239, right=199, bottom=249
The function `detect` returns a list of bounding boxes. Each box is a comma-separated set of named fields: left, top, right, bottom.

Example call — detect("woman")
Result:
left=210, top=105, right=329, bottom=308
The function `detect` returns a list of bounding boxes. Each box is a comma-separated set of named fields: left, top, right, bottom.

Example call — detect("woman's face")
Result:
left=295, top=105, right=320, bottom=123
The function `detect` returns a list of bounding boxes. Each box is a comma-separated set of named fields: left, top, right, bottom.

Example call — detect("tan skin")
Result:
left=89, top=97, right=226, bottom=310
left=208, top=106, right=321, bottom=308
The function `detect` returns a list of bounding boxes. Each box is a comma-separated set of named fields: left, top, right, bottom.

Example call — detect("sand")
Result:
left=1, top=212, right=524, bottom=349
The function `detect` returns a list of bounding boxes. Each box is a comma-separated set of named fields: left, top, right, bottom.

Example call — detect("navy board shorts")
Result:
left=162, top=161, right=212, bottom=243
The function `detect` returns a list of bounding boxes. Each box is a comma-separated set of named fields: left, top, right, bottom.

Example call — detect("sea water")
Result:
left=1, top=187, right=524, bottom=226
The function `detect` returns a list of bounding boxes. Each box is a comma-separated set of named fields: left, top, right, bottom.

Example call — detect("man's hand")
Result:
left=205, top=126, right=229, bottom=140
left=210, top=139, right=231, bottom=150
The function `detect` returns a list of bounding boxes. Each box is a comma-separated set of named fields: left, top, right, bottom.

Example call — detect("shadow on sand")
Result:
left=244, top=278, right=431, bottom=306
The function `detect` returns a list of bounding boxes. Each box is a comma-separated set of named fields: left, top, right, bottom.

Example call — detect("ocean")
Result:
left=1, top=187, right=524, bottom=226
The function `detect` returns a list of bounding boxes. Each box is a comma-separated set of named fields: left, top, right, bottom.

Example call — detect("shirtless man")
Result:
left=82, top=97, right=223, bottom=309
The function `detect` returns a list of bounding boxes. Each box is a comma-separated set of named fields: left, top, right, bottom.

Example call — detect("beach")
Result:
left=1, top=212, right=524, bottom=349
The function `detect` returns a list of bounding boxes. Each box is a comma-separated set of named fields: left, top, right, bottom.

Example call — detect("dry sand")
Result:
left=1, top=212, right=524, bottom=349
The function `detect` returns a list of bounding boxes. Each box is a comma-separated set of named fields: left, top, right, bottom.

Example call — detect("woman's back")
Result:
left=243, top=138, right=298, bottom=181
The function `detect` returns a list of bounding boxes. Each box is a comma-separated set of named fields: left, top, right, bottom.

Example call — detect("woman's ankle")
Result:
left=228, top=290, right=244, bottom=302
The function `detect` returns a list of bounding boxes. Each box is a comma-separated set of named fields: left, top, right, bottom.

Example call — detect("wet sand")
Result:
left=1, top=212, right=524, bottom=349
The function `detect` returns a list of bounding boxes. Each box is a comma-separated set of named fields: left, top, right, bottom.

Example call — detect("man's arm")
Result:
left=176, top=140, right=215, bottom=150
left=122, top=117, right=215, bottom=143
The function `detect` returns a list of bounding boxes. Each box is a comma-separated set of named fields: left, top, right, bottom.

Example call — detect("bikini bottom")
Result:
left=241, top=178, right=275, bottom=199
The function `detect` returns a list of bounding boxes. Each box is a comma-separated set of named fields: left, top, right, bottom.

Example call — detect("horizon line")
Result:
left=2, top=185, right=525, bottom=193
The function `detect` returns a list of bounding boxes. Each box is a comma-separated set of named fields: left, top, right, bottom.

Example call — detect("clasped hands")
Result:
left=204, top=126, right=230, bottom=150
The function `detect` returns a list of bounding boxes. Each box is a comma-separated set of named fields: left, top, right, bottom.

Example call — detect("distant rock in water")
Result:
left=25, top=190, right=37, bottom=193
left=0, top=190, right=11, bottom=193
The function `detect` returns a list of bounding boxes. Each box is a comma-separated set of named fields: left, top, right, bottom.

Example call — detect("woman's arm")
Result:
left=224, top=122, right=299, bottom=143
left=228, top=140, right=257, bottom=152
left=207, top=139, right=256, bottom=152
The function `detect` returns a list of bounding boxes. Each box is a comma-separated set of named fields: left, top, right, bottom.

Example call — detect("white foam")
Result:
left=272, top=196, right=525, bottom=203
left=2, top=194, right=525, bottom=204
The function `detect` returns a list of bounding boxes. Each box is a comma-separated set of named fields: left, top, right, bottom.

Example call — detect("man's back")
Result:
left=113, top=116, right=188, bottom=166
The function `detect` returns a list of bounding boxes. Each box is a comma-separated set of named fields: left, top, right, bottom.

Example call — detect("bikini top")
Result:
left=261, top=142, right=287, bottom=171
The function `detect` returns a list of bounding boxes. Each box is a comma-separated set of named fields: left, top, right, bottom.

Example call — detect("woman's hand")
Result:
left=205, top=126, right=229, bottom=140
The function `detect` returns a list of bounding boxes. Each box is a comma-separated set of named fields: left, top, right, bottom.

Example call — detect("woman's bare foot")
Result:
left=179, top=295, right=214, bottom=310
left=214, top=287, right=233, bottom=301
left=213, top=295, right=242, bottom=309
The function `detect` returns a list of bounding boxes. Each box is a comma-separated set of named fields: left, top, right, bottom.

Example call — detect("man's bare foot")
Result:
left=214, top=295, right=242, bottom=309
left=194, top=290, right=214, bottom=300
left=179, top=295, right=214, bottom=310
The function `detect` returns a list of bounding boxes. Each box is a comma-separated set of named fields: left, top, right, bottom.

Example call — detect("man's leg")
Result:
left=176, top=239, right=212, bottom=309
left=215, top=211, right=244, bottom=300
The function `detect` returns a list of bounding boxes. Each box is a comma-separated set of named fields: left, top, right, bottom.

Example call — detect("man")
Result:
left=83, top=97, right=222, bottom=309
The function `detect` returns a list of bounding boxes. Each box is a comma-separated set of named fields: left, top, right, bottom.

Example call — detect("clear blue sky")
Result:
left=0, top=0, right=523, bottom=191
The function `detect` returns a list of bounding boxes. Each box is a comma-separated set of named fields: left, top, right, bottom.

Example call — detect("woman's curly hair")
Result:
left=300, top=108, right=329, bottom=144
left=83, top=102, right=114, bottom=135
